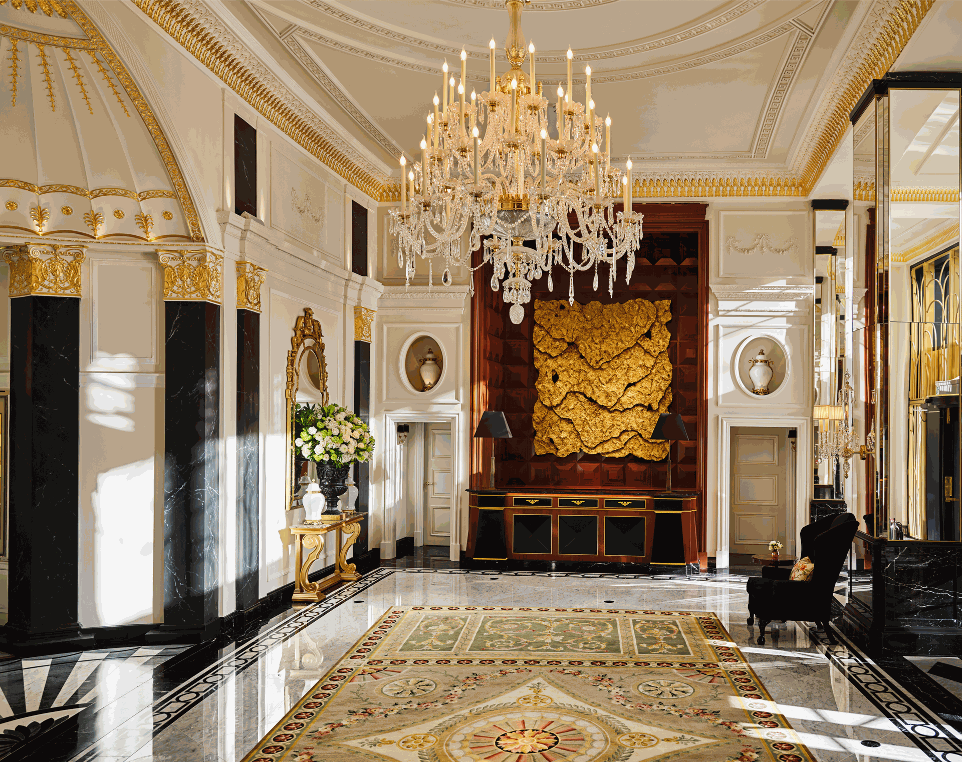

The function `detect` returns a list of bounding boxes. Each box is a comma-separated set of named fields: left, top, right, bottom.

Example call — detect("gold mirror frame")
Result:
left=286, top=308, right=330, bottom=511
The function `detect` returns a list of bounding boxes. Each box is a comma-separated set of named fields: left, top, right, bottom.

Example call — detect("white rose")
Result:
left=314, top=444, right=323, bottom=454
left=307, top=426, right=317, bottom=435
left=301, top=446, right=311, bottom=457
left=339, top=444, right=348, bottom=453
left=294, top=437, right=303, bottom=447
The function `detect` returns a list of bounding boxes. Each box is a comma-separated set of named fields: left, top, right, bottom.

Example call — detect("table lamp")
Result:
left=474, top=411, right=512, bottom=490
left=652, top=413, right=690, bottom=494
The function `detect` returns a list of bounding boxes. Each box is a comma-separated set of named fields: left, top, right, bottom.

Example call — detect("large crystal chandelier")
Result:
left=389, top=0, right=643, bottom=323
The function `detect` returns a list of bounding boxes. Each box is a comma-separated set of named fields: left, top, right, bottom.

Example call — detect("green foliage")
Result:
left=293, top=402, right=375, bottom=466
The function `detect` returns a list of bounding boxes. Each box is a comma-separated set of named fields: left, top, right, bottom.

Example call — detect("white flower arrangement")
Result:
left=295, top=402, right=374, bottom=466
left=768, top=540, right=783, bottom=552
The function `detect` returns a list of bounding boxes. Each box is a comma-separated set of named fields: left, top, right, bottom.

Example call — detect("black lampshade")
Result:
left=474, top=411, right=512, bottom=439
left=652, top=413, right=689, bottom=441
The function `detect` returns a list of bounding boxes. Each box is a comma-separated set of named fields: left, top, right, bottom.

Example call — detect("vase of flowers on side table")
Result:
left=294, top=402, right=375, bottom=524
left=768, top=540, right=783, bottom=565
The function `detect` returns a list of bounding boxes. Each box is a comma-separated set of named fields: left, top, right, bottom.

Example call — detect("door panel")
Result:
left=424, top=424, right=452, bottom=545
left=730, top=427, right=789, bottom=555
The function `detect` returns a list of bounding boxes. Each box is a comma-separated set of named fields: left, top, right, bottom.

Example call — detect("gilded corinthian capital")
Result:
left=236, top=261, right=267, bottom=312
left=2, top=244, right=86, bottom=297
left=157, top=249, right=223, bottom=304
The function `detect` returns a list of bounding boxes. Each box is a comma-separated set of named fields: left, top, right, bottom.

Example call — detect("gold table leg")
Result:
left=338, top=520, right=362, bottom=582
left=293, top=533, right=327, bottom=604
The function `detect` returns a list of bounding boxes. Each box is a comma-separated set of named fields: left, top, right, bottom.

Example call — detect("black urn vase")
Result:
left=317, top=461, right=351, bottom=520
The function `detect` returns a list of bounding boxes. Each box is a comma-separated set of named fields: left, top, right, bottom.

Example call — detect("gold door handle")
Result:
left=424, top=481, right=434, bottom=487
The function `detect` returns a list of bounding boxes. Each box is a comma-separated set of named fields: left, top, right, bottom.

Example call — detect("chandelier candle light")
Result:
left=389, top=0, right=643, bottom=323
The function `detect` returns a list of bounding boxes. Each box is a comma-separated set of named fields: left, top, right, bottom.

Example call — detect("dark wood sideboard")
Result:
left=467, top=490, right=698, bottom=569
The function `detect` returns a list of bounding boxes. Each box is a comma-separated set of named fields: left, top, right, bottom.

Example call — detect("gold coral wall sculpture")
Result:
left=533, top=298, right=673, bottom=459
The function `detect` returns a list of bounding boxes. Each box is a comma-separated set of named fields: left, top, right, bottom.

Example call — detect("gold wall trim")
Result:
left=855, top=180, right=875, bottom=201
left=894, top=223, right=960, bottom=263
left=0, top=180, right=176, bottom=201
left=353, top=305, right=374, bottom=343
left=158, top=248, right=223, bottom=303
left=2, top=243, right=85, bottom=297
left=0, top=0, right=70, bottom=19
left=131, top=0, right=386, bottom=202
left=236, top=260, right=266, bottom=312
left=892, top=187, right=960, bottom=202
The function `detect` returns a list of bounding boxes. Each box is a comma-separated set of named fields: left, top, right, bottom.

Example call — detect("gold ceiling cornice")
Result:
left=131, top=0, right=933, bottom=200
left=893, top=222, right=959, bottom=263
left=131, top=0, right=388, bottom=201
left=794, top=0, right=935, bottom=189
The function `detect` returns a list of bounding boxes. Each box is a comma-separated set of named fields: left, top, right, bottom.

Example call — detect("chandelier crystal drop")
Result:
left=389, top=0, right=643, bottom=323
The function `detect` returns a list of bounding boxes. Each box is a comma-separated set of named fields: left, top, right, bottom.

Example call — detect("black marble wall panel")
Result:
left=351, top=200, right=368, bottom=277
left=6, top=296, right=82, bottom=644
left=234, top=115, right=257, bottom=218
left=162, top=301, right=220, bottom=636
left=236, top=309, right=260, bottom=612
left=354, top=340, right=370, bottom=549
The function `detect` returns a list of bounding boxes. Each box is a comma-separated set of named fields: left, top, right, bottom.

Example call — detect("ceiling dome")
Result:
left=0, top=0, right=203, bottom=242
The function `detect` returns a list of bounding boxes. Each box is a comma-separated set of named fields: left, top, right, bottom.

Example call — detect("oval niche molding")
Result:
left=400, top=334, right=446, bottom=394
left=732, top=335, right=790, bottom=399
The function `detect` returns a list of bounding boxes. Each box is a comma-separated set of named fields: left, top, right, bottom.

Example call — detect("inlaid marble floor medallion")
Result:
left=242, top=606, right=815, bottom=762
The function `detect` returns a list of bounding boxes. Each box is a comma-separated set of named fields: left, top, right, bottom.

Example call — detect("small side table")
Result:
left=291, top=512, right=366, bottom=605
left=751, top=553, right=797, bottom=568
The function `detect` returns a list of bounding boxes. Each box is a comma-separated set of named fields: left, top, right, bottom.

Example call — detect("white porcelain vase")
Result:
left=747, top=348, right=775, bottom=395
left=418, top=347, right=441, bottom=390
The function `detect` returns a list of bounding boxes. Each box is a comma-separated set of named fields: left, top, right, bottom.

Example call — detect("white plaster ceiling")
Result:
left=0, top=2, right=194, bottom=241
left=240, top=0, right=870, bottom=177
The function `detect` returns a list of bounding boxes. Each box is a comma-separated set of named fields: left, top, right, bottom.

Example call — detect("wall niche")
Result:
left=401, top=335, right=445, bottom=393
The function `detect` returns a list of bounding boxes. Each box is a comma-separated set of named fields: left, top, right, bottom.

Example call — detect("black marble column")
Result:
left=153, top=301, right=220, bottom=642
left=354, top=339, right=371, bottom=551
left=2, top=296, right=91, bottom=652
left=236, top=309, right=259, bottom=612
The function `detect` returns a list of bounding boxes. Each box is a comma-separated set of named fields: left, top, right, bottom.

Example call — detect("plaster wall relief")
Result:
left=270, top=146, right=329, bottom=253
left=716, top=210, right=811, bottom=281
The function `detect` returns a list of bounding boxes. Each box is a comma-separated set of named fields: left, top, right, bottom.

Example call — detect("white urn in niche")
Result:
left=417, top=347, right=441, bottom=390
left=747, top=348, right=775, bottom=395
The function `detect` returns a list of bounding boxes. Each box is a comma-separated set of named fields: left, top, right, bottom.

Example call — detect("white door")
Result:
left=730, top=427, right=790, bottom=556
left=423, top=424, right=452, bottom=546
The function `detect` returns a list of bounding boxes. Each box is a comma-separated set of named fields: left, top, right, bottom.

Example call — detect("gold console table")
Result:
left=291, top=512, right=365, bottom=605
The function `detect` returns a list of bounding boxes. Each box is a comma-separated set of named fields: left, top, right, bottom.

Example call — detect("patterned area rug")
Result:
left=243, top=607, right=813, bottom=762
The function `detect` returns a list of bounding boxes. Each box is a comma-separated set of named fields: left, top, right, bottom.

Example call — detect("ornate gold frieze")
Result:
left=236, top=261, right=267, bottom=312
left=158, top=249, right=223, bottom=303
left=532, top=299, right=673, bottom=459
left=0, top=0, right=70, bottom=18
left=353, top=305, right=374, bottom=343
left=3, top=243, right=85, bottom=297
left=0, top=180, right=177, bottom=201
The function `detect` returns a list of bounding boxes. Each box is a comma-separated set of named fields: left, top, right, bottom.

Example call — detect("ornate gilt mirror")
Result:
left=286, top=308, right=330, bottom=511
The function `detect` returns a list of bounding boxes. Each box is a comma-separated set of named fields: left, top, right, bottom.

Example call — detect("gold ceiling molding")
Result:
left=0, top=0, right=69, bottom=19
left=854, top=180, right=875, bottom=201
left=0, top=3, right=205, bottom=241
left=794, top=0, right=935, bottom=189
left=131, top=0, right=387, bottom=202
left=631, top=175, right=804, bottom=198
left=158, top=249, right=223, bottom=303
left=0, top=180, right=177, bottom=201
left=893, top=223, right=959, bottom=263
left=236, top=260, right=267, bottom=312
left=892, top=187, right=960, bottom=202
left=532, top=299, right=672, bottom=459
left=353, top=305, right=374, bottom=343
left=2, top=243, right=85, bottom=297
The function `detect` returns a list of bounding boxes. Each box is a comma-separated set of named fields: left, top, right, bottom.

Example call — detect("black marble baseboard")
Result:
left=396, top=536, right=415, bottom=558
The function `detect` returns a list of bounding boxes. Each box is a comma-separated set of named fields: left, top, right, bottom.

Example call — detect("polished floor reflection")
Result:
left=19, top=569, right=962, bottom=762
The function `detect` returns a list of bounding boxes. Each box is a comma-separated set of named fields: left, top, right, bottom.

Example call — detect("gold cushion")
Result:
left=789, top=556, right=815, bottom=581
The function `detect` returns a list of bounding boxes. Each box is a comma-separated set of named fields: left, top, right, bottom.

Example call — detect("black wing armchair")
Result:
left=746, top=512, right=858, bottom=644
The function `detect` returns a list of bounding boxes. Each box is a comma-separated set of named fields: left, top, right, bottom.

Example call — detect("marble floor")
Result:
left=16, top=568, right=962, bottom=762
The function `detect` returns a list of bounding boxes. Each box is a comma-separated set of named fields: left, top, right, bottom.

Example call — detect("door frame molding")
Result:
left=718, top=415, right=811, bottom=569
left=382, top=411, right=462, bottom=562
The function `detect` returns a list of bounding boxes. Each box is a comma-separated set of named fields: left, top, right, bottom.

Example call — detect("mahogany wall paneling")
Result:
left=469, top=204, right=709, bottom=551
